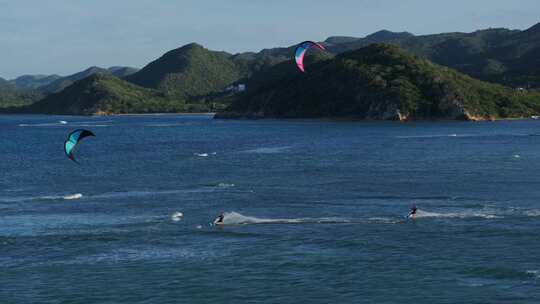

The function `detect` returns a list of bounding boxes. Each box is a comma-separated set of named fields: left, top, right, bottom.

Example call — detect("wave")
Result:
left=39, top=193, right=83, bottom=201
left=66, top=247, right=213, bottom=265
left=396, top=133, right=529, bottom=139
left=6, top=186, right=238, bottom=203
left=239, top=146, right=292, bottom=154
left=18, top=120, right=112, bottom=127
left=526, top=270, right=540, bottom=280
left=194, top=152, right=217, bottom=157
left=91, top=190, right=187, bottom=200
left=396, top=134, right=462, bottom=139
left=466, top=266, right=539, bottom=281
left=144, top=123, right=194, bottom=127
left=89, top=186, right=232, bottom=200
left=353, top=194, right=468, bottom=201
left=19, top=122, right=67, bottom=127
left=524, top=209, right=540, bottom=217
left=68, top=124, right=111, bottom=127
left=216, top=212, right=350, bottom=226
left=217, top=183, right=235, bottom=188
left=367, top=217, right=402, bottom=224
left=71, top=120, right=113, bottom=124
left=0, top=193, right=83, bottom=203
left=171, top=212, right=183, bottom=222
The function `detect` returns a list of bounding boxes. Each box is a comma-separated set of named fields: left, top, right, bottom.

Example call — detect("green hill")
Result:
left=125, top=43, right=248, bottom=99
left=21, top=73, right=213, bottom=115
left=218, top=44, right=540, bottom=121
left=41, top=66, right=139, bottom=93
left=0, top=77, right=44, bottom=108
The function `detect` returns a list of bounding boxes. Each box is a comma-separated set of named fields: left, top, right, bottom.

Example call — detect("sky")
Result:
left=0, top=0, right=538, bottom=79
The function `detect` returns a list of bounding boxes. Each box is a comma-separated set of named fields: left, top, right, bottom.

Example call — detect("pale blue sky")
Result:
left=0, top=0, right=538, bottom=79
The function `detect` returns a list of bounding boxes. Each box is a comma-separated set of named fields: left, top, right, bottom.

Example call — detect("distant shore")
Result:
left=0, top=112, right=216, bottom=117
left=1, top=111, right=537, bottom=122
left=111, top=112, right=216, bottom=116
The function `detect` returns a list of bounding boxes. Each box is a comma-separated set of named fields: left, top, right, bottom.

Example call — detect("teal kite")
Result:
left=64, top=129, right=95, bottom=162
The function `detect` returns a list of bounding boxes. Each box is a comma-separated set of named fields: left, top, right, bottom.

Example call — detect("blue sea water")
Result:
left=1, top=114, right=540, bottom=303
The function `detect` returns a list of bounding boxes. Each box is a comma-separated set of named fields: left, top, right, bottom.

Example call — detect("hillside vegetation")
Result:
left=0, top=78, right=44, bottom=108
left=218, top=44, right=540, bottom=121
left=21, top=73, right=217, bottom=115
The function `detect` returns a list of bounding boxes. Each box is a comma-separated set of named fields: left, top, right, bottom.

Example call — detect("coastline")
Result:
left=213, top=111, right=536, bottom=122
left=1, top=111, right=535, bottom=122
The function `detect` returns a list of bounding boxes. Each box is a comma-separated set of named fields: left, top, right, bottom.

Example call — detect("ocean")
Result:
left=1, top=114, right=539, bottom=303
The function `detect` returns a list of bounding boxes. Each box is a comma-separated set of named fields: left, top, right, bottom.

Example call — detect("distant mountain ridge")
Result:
left=125, top=43, right=244, bottom=98
left=9, top=74, right=61, bottom=89
left=322, top=24, right=540, bottom=87
left=23, top=73, right=177, bottom=115
left=41, top=66, right=139, bottom=93
left=2, top=23, right=540, bottom=117
left=0, top=77, right=44, bottom=108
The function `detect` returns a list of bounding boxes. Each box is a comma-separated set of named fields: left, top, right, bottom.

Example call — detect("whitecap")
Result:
left=217, top=183, right=235, bottom=188
left=63, top=193, right=83, bottom=200
left=525, top=209, right=540, bottom=217
left=526, top=270, right=539, bottom=279
left=171, top=212, right=183, bottom=221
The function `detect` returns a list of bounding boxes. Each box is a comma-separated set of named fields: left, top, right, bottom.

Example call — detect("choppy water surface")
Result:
left=1, top=114, right=539, bottom=303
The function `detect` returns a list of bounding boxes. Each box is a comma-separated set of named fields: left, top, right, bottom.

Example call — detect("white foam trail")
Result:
left=413, top=209, right=499, bottom=219
left=41, top=193, right=83, bottom=201
left=526, top=270, right=540, bottom=279
left=59, top=120, right=68, bottom=124
left=195, top=153, right=208, bottom=157
left=525, top=209, right=540, bottom=217
left=71, top=120, right=113, bottom=124
left=69, top=124, right=110, bottom=127
left=0, top=193, right=83, bottom=203
left=217, top=212, right=349, bottom=226
left=396, top=134, right=463, bottom=139
left=367, top=217, right=401, bottom=224
left=63, top=193, right=83, bottom=200
left=91, top=190, right=187, bottom=199
left=217, top=183, right=235, bottom=188
left=19, top=122, right=65, bottom=127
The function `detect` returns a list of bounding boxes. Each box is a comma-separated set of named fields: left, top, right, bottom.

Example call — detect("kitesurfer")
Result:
left=214, top=212, right=225, bottom=225
left=408, top=204, right=418, bottom=219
